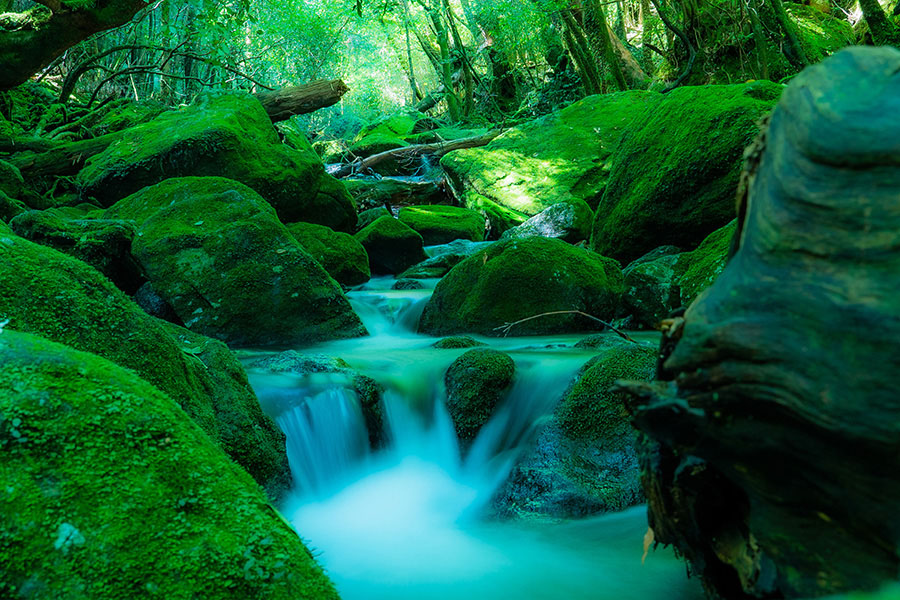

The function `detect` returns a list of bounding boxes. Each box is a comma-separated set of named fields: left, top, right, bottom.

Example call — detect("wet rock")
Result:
left=500, top=199, right=593, bottom=244
left=354, top=216, right=427, bottom=275
left=399, top=239, right=493, bottom=280
left=392, top=278, right=424, bottom=290
left=444, top=348, right=515, bottom=442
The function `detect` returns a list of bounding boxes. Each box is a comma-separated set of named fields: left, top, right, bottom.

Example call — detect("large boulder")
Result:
left=500, top=198, right=593, bottom=244
left=0, top=330, right=338, bottom=600
left=494, top=338, right=656, bottom=518
left=354, top=216, right=427, bottom=275
left=444, top=349, right=516, bottom=442
left=10, top=209, right=144, bottom=293
left=77, top=93, right=356, bottom=232
left=419, top=237, right=624, bottom=336
left=623, top=48, right=900, bottom=598
left=105, top=177, right=366, bottom=347
left=0, top=230, right=290, bottom=495
left=441, top=92, right=659, bottom=235
left=591, top=81, right=781, bottom=263
left=398, top=204, right=485, bottom=245
left=286, top=221, right=371, bottom=287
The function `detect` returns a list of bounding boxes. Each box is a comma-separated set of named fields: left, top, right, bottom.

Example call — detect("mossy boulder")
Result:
left=354, top=216, right=427, bottom=275
left=500, top=198, right=593, bottom=244
left=356, top=206, right=391, bottom=231
left=0, top=232, right=289, bottom=493
left=349, top=132, right=408, bottom=157
left=77, top=93, right=357, bottom=232
left=356, top=109, right=429, bottom=140
left=444, top=349, right=515, bottom=442
left=84, top=98, right=168, bottom=137
left=494, top=340, right=656, bottom=518
left=10, top=209, right=144, bottom=293
left=419, top=237, right=624, bottom=336
left=105, top=177, right=366, bottom=346
left=441, top=92, right=659, bottom=234
left=0, top=159, right=24, bottom=200
left=286, top=221, right=370, bottom=287
left=397, top=204, right=485, bottom=245
left=673, top=219, right=735, bottom=305
left=790, top=4, right=856, bottom=65
left=0, top=330, right=338, bottom=600
left=591, top=82, right=780, bottom=263
left=433, top=335, right=487, bottom=349
left=398, top=239, right=492, bottom=279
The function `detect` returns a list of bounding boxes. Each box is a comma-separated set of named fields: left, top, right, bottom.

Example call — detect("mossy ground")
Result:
left=0, top=330, right=337, bottom=600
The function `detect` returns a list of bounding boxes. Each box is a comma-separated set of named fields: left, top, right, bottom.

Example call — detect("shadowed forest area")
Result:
left=2, top=1, right=900, bottom=599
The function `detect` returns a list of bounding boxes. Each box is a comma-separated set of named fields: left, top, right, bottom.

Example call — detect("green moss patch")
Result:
left=286, top=221, right=371, bottom=287
left=398, top=204, right=485, bottom=245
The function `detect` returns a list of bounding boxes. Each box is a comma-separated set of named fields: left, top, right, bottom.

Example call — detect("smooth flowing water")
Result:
left=245, top=274, right=704, bottom=600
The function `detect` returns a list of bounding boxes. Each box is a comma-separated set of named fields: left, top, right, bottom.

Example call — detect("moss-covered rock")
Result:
left=392, top=278, right=424, bottom=290
left=356, top=206, right=391, bottom=231
left=433, top=335, right=487, bottom=349
left=591, top=82, right=779, bottom=263
left=620, top=247, right=683, bottom=329
left=0, top=191, right=26, bottom=222
left=419, top=237, right=624, bottom=336
left=790, top=4, right=856, bottom=65
left=349, top=132, right=408, bottom=157
left=0, top=330, right=338, bottom=600
left=0, top=232, right=288, bottom=493
left=444, top=348, right=515, bottom=442
left=0, top=159, right=24, bottom=200
left=354, top=215, right=427, bottom=275
left=398, top=239, right=492, bottom=279
left=500, top=198, right=593, bottom=244
left=105, top=177, right=366, bottom=346
left=83, top=98, right=168, bottom=137
left=286, top=221, right=370, bottom=287
left=77, top=93, right=356, bottom=232
left=673, top=219, right=735, bottom=305
left=397, top=204, right=485, bottom=245
left=441, top=92, right=659, bottom=234
left=10, top=209, right=144, bottom=293
left=494, top=340, right=656, bottom=518
left=356, top=109, right=428, bottom=140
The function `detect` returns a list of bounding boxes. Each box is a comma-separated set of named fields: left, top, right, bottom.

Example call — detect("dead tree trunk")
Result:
left=253, top=79, right=349, bottom=123
left=8, top=132, right=123, bottom=178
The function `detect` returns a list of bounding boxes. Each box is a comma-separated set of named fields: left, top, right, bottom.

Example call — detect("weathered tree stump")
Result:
left=620, top=47, right=900, bottom=598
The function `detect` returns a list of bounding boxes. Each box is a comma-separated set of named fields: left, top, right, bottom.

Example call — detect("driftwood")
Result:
left=254, top=79, right=349, bottom=123
left=619, top=47, right=900, bottom=598
left=332, top=130, right=500, bottom=178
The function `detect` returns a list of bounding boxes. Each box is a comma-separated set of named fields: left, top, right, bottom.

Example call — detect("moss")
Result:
left=419, top=237, right=624, bottom=336
left=285, top=221, right=370, bottom=286
left=444, top=348, right=515, bottom=441
left=500, top=198, right=593, bottom=244
left=0, top=330, right=337, bottom=600
left=86, top=99, right=167, bottom=136
left=356, top=206, right=391, bottom=231
left=433, top=336, right=487, bottom=349
left=356, top=110, right=425, bottom=140
left=789, top=5, right=856, bottom=64
left=557, top=344, right=656, bottom=440
left=674, top=219, right=736, bottom=304
left=349, top=132, right=409, bottom=157
left=105, top=177, right=366, bottom=347
left=397, top=204, right=485, bottom=245
left=0, top=159, right=24, bottom=199
left=440, top=91, right=659, bottom=224
left=591, top=82, right=780, bottom=263
left=354, top=215, right=427, bottom=274
left=0, top=190, right=25, bottom=222
left=404, top=126, right=489, bottom=145
left=345, top=178, right=446, bottom=213
left=78, top=93, right=356, bottom=232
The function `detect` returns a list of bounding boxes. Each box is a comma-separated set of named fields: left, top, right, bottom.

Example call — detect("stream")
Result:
left=243, top=273, right=704, bottom=600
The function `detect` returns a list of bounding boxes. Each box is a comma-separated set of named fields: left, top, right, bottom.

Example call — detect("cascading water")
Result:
left=247, top=275, right=704, bottom=600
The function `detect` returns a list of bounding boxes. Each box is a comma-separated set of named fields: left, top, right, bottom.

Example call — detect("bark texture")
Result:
left=254, top=79, right=349, bottom=123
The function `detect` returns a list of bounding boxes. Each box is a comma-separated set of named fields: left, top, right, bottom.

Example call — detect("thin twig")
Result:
left=493, top=310, right=638, bottom=343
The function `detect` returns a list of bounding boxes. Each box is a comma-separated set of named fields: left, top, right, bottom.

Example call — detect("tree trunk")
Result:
left=766, top=0, right=809, bottom=67
left=253, top=80, right=349, bottom=123
left=8, top=132, right=123, bottom=178
left=584, top=0, right=629, bottom=91
left=0, top=0, right=147, bottom=90
left=858, top=0, right=900, bottom=45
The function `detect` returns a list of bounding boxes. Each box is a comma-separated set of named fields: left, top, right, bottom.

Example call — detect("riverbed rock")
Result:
left=0, top=330, right=338, bottom=600
left=77, top=93, right=356, bottom=231
left=286, top=221, right=371, bottom=287
left=494, top=340, right=655, bottom=518
left=445, top=348, right=516, bottom=442
left=356, top=206, right=391, bottom=231
left=106, top=177, right=366, bottom=346
left=500, top=198, right=593, bottom=244
left=0, top=231, right=289, bottom=494
left=433, top=336, right=487, bottom=349
left=419, top=237, right=624, bottom=336
left=441, top=92, right=659, bottom=235
left=398, top=204, right=485, bottom=245
left=623, top=48, right=900, bottom=599
left=10, top=208, right=144, bottom=293
left=591, top=81, right=780, bottom=263
left=354, top=215, right=428, bottom=275
left=398, top=239, right=493, bottom=279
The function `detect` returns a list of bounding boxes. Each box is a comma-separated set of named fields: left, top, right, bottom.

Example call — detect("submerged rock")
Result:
left=419, top=237, right=623, bottom=336
left=354, top=215, right=427, bottom=275
left=286, top=221, right=371, bottom=287
left=0, top=330, right=338, bottom=600
left=591, top=82, right=780, bottom=263
left=106, top=177, right=366, bottom=347
left=444, top=348, right=516, bottom=442
left=397, top=204, right=485, bottom=245
left=500, top=198, right=593, bottom=244
left=0, top=232, right=289, bottom=495
left=77, top=93, right=356, bottom=231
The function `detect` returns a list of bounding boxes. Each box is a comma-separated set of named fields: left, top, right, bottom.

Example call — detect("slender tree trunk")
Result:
left=401, top=0, right=422, bottom=102
left=858, top=0, right=900, bottom=45
left=640, top=0, right=655, bottom=75
left=747, top=0, right=770, bottom=80
left=584, top=0, right=629, bottom=91
left=766, top=0, right=809, bottom=67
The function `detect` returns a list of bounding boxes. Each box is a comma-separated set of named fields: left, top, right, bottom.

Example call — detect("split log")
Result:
left=619, top=47, right=900, bottom=598
left=254, top=79, right=349, bottom=123
left=332, top=130, right=501, bottom=179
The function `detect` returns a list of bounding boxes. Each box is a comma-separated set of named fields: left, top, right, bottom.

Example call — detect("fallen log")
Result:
left=618, top=47, right=900, bottom=598
left=332, top=130, right=501, bottom=178
left=8, top=131, right=122, bottom=179
left=254, top=79, right=349, bottom=123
